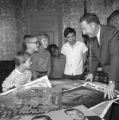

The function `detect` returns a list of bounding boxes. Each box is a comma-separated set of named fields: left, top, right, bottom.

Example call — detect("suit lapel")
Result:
left=92, top=26, right=104, bottom=60
left=99, top=25, right=104, bottom=50
left=91, top=26, right=108, bottom=63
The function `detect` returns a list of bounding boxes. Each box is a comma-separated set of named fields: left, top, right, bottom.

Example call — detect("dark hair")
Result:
left=22, top=35, right=36, bottom=51
left=15, top=51, right=31, bottom=66
left=64, top=27, right=76, bottom=38
left=31, top=115, right=52, bottom=120
left=48, top=44, right=59, bottom=56
left=23, top=35, right=36, bottom=41
left=79, top=13, right=100, bottom=25
left=48, top=44, right=58, bottom=52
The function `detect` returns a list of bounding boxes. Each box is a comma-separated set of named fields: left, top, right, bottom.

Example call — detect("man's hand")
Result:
left=104, top=82, right=115, bottom=99
left=85, top=74, right=93, bottom=82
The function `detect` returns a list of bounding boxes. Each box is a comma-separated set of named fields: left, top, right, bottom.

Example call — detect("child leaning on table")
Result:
left=2, top=51, right=32, bottom=92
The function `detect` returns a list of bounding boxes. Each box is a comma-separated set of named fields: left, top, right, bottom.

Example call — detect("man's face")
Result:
left=27, top=37, right=39, bottom=52
left=40, top=37, right=48, bottom=49
left=80, top=21, right=96, bottom=38
left=66, top=33, right=76, bottom=44
left=66, top=110, right=85, bottom=120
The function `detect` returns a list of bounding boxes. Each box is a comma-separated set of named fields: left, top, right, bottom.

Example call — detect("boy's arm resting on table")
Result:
left=2, top=77, right=13, bottom=92
left=12, top=70, right=32, bottom=87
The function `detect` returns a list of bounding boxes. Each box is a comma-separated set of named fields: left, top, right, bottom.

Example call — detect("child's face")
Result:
left=66, top=33, right=76, bottom=44
left=40, top=37, right=48, bottom=48
left=24, top=58, right=32, bottom=69
left=51, top=48, right=59, bottom=57
left=27, top=37, right=39, bottom=52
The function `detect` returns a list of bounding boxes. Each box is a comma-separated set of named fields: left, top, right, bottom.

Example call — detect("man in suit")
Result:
left=79, top=13, right=119, bottom=99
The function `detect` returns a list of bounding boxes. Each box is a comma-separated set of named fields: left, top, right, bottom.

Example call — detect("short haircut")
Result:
left=38, top=32, right=49, bottom=41
left=23, top=34, right=36, bottom=51
left=31, top=115, right=52, bottom=120
left=48, top=44, right=59, bottom=53
left=15, top=51, right=31, bottom=66
left=23, top=35, right=36, bottom=42
left=64, top=27, right=76, bottom=38
left=79, top=13, right=100, bottom=25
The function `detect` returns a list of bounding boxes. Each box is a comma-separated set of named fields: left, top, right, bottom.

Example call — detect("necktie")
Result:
left=95, top=37, right=100, bottom=49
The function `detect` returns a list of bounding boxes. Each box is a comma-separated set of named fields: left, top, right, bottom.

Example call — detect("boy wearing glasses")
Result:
left=23, top=35, right=39, bottom=55
left=2, top=51, right=32, bottom=92
left=31, top=32, right=51, bottom=79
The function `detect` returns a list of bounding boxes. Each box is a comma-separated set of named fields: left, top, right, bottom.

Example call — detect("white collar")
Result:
left=15, top=69, right=22, bottom=74
left=66, top=41, right=79, bottom=46
left=97, top=26, right=101, bottom=41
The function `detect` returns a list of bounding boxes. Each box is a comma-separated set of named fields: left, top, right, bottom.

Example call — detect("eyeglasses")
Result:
left=27, top=41, right=39, bottom=44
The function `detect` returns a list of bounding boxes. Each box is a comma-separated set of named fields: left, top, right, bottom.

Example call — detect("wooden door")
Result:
left=27, top=11, right=62, bottom=48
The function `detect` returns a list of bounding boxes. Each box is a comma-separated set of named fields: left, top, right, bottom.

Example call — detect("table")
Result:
left=0, top=79, right=118, bottom=120
left=51, top=80, right=106, bottom=108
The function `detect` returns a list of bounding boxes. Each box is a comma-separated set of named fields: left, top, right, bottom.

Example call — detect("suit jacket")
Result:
left=89, top=25, right=119, bottom=84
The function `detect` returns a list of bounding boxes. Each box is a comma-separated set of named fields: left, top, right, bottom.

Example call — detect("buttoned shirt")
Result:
left=2, top=69, right=32, bottom=92
left=61, top=41, right=88, bottom=75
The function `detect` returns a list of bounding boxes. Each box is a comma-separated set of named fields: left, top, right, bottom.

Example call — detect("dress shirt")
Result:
left=61, top=41, right=88, bottom=75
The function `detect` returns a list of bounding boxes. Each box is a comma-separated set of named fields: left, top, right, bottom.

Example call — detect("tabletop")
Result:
left=0, top=79, right=118, bottom=120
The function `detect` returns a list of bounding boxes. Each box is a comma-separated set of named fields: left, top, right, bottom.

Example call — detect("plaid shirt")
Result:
left=2, top=69, right=32, bottom=92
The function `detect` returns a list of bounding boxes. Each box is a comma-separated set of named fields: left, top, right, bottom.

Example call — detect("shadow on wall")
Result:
left=0, top=60, right=15, bottom=93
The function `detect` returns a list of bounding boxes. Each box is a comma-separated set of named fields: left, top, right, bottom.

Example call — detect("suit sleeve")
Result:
left=109, top=30, right=119, bottom=82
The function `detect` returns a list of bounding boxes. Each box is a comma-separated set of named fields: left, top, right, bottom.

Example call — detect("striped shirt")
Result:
left=2, top=69, right=32, bottom=92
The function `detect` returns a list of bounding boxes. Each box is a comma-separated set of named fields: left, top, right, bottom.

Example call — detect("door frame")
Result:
left=26, top=11, right=62, bottom=48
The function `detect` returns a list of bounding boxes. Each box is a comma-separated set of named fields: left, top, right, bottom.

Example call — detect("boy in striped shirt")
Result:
left=2, top=51, right=32, bottom=92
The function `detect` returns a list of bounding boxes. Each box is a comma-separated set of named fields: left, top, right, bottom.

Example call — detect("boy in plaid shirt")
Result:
left=2, top=51, right=32, bottom=92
